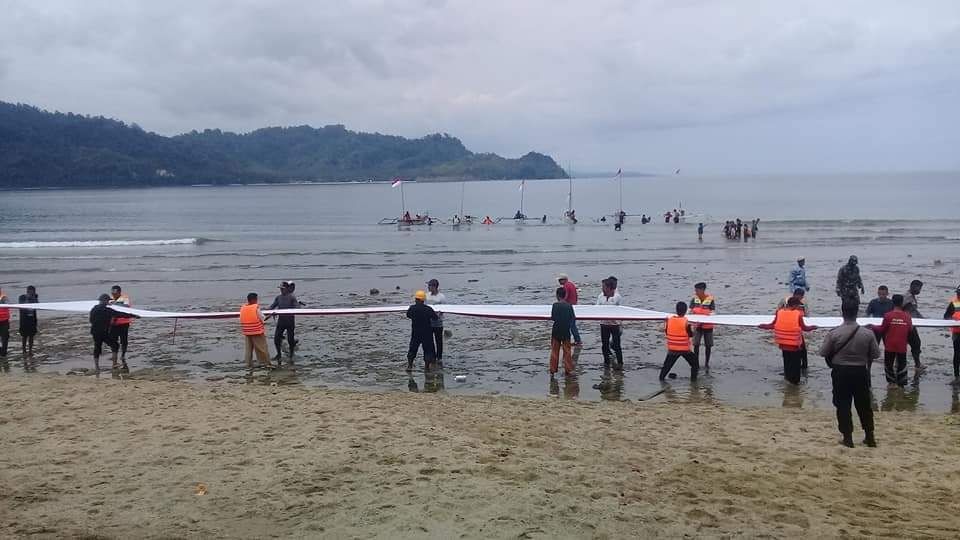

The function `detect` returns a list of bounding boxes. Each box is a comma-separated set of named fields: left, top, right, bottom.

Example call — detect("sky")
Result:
left=1, top=0, right=959, bottom=175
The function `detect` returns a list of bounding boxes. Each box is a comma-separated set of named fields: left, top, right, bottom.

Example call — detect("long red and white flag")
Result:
left=391, top=177, right=402, bottom=188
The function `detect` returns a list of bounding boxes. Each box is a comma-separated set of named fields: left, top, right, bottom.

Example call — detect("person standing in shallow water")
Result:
left=759, top=297, right=818, bottom=385
left=596, top=277, right=623, bottom=368
left=943, top=285, right=960, bottom=380
left=406, top=290, right=437, bottom=371
left=239, top=293, right=274, bottom=371
left=902, top=279, right=925, bottom=373
left=690, top=282, right=716, bottom=368
left=18, top=285, right=38, bottom=356
left=425, top=279, right=446, bottom=366
left=90, top=293, right=139, bottom=372
left=557, top=274, right=581, bottom=346
left=550, top=287, right=575, bottom=376
left=108, top=285, right=133, bottom=368
left=0, top=287, right=9, bottom=358
left=835, top=255, right=865, bottom=306
left=819, top=299, right=880, bottom=448
left=789, top=257, right=809, bottom=293
left=871, top=294, right=912, bottom=387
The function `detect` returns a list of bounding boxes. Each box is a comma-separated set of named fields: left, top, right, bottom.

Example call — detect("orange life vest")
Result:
left=665, top=316, right=691, bottom=352
left=110, top=294, right=134, bottom=326
left=0, top=294, right=8, bottom=322
left=773, top=309, right=803, bottom=349
left=950, top=297, right=960, bottom=335
left=690, top=294, right=715, bottom=330
left=239, top=304, right=265, bottom=336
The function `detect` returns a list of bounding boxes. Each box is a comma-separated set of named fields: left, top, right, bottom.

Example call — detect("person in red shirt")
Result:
left=557, top=274, right=581, bottom=346
left=871, top=294, right=913, bottom=387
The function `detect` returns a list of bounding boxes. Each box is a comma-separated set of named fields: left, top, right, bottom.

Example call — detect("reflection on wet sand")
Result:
left=408, top=370, right=445, bottom=393
left=880, top=383, right=920, bottom=412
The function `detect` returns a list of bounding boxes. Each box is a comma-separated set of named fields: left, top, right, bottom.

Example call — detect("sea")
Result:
left=1, top=171, right=959, bottom=412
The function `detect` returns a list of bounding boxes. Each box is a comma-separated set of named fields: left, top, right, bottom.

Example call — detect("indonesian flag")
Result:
left=518, top=179, right=525, bottom=192
left=391, top=178, right=402, bottom=188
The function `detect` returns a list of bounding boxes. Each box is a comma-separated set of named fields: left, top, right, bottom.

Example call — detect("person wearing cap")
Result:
left=836, top=255, right=865, bottom=305
left=239, top=292, right=274, bottom=371
left=425, top=279, right=447, bottom=365
left=943, top=285, right=960, bottom=379
left=0, top=287, right=9, bottom=358
left=90, top=293, right=139, bottom=372
left=789, top=257, right=809, bottom=293
left=690, top=282, right=716, bottom=368
left=406, top=290, right=438, bottom=371
left=268, top=281, right=303, bottom=364
left=108, top=285, right=133, bottom=367
left=557, top=274, right=581, bottom=346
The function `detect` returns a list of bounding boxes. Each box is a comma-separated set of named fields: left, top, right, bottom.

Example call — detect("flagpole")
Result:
left=618, top=171, right=623, bottom=214
left=520, top=180, right=524, bottom=216
left=400, top=180, right=406, bottom=216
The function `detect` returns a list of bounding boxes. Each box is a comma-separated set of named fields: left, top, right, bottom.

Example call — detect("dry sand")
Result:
left=1, top=374, right=959, bottom=539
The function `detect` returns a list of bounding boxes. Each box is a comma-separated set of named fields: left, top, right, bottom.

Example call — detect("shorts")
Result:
left=693, top=327, right=714, bottom=347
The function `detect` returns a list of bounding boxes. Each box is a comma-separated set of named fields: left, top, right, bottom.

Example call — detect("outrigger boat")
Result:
left=379, top=177, right=439, bottom=225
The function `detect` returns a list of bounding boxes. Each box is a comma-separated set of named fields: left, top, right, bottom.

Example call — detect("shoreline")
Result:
left=1, top=374, right=959, bottom=538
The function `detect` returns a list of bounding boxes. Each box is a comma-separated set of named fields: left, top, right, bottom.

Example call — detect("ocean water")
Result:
left=1, top=172, right=958, bottom=412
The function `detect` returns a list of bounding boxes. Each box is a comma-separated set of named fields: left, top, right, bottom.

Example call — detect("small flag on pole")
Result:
left=613, top=168, right=622, bottom=180
left=518, top=179, right=525, bottom=192
left=391, top=178, right=402, bottom=188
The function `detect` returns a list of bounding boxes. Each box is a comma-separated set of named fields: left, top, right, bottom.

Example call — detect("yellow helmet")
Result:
left=414, top=290, right=427, bottom=301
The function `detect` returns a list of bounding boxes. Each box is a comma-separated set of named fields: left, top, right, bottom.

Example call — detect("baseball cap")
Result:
left=414, top=290, right=427, bottom=300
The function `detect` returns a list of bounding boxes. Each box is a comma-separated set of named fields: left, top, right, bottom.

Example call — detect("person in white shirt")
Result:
left=596, top=276, right=623, bottom=368
left=426, top=279, right=447, bottom=365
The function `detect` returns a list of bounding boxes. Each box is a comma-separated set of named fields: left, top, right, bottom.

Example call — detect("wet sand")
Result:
left=2, top=375, right=959, bottom=538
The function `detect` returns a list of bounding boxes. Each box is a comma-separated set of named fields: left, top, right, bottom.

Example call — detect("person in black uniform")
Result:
left=18, top=285, right=39, bottom=356
left=89, top=293, right=138, bottom=372
left=406, top=290, right=438, bottom=371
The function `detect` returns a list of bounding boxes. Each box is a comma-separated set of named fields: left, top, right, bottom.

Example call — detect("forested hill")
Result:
left=0, top=102, right=567, bottom=188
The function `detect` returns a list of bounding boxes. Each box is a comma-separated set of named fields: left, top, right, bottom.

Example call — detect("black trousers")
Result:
left=884, top=351, right=908, bottom=386
left=274, top=317, right=295, bottom=355
left=907, top=328, right=922, bottom=364
left=0, top=321, right=8, bottom=357
left=600, top=325, right=622, bottom=365
left=659, top=351, right=698, bottom=380
left=782, top=349, right=803, bottom=385
left=952, top=334, right=960, bottom=377
left=408, top=332, right=436, bottom=364
left=92, top=332, right=119, bottom=358
left=109, top=324, right=130, bottom=356
left=831, top=365, right=874, bottom=436
left=432, top=326, right=444, bottom=361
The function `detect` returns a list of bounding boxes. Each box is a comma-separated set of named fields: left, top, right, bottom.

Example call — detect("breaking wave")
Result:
left=0, top=238, right=212, bottom=249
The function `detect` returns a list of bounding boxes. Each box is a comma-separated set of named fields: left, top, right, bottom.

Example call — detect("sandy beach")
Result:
left=1, top=374, right=959, bottom=538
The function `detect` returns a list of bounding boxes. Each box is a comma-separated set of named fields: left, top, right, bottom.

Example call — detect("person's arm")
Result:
left=89, top=308, right=96, bottom=325
left=256, top=307, right=265, bottom=323
left=818, top=331, right=835, bottom=358
left=757, top=312, right=778, bottom=330
left=269, top=296, right=280, bottom=310
left=872, top=313, right=889, bottom=335
left=685, top=322, right=693, bottom=337
left=799, top=316, right=818, bottom=331
left=867, top=330, right=881, bottom=360
left=945, top=303, right=956, bottom=320
left=406, top=306, right=414, bottom=319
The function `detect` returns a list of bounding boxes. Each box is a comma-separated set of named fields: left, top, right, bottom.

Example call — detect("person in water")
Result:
left=549, top=286, right=575, bottom=376
left=902, top=279, right=925, bottom=372
left=239, top=292, right=274, bottom=371
left=943, top=285, right=960, bottom=380
left=108, top=284, right=133, bottom=367
left=819, top=299, right=880, bottom=448
left=425, top=279, right=446, bottom=366
left=18, top=285, right=38, bottom=356
left=659, top=302, right=698, bottom=381
left=865, top=285, right=894, bottom=343
left=835, top=255, right=865, bottom=306
left=759, top=297, right=818, bottom=385
left=0, top=287, right=9, bottom=358
left=871, top=294, right=912, bottom=387
left=789, top=257, right=809, bottom=293
left=596, top=277, right=622, bottom=368
left=90, top=293, right=139, bottom=372
left=557, top=274, right=581, bottom=346
left=268, top=281, right=302, bottom=364
left=406, top=290, right=438, bottom=371
left=690, top=282, right=716, bottom=368
left=697, top=222, right=704, bottom=240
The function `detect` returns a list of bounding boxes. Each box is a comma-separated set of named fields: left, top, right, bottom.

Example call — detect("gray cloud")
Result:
left=1, top=0, right=958, bottom=173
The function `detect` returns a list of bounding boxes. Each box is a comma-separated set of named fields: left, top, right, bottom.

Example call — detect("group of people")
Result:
left=722, top=218, right=760, bottom=240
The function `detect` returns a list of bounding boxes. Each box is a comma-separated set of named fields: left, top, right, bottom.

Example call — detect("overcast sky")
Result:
left=2, top=0, right=958, bottom=174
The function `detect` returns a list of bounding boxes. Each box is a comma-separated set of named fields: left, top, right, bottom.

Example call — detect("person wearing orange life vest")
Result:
left=239, top=293, right=274, bottom=371
left=944, top=285, right=960, bottom=380
left=108, top=284, right=133, bottom=370
left=690, top=282, right=716, bottom=368
left=777, top=288, right=810, bottom=369
left=0, top=287, right=9, bottom=358
left=758, top=296, right=818, bottom=385
left=659, top=302, right=699, bottom=381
